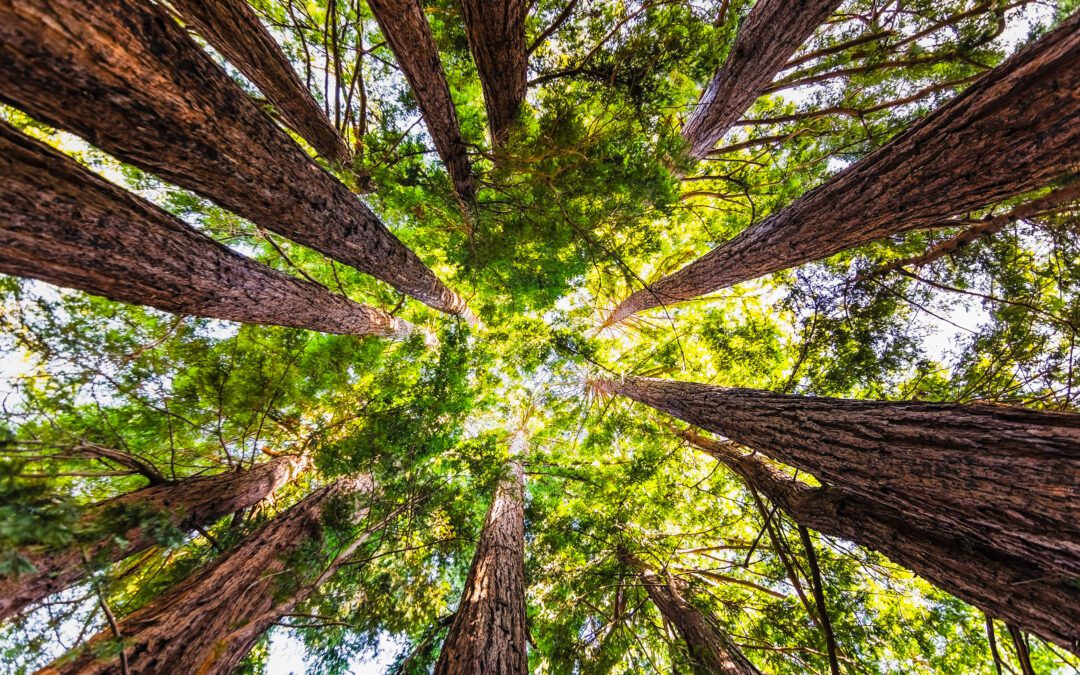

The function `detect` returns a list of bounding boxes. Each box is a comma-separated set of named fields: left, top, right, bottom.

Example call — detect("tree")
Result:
left=458, top=0, right=529, bottom=144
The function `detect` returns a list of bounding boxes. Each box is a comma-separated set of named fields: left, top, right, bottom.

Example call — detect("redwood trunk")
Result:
left=458, top=0, right=529, bottom=144
left=39, top=475, right=373, bottom=675
left=678, top=429, right=1080, bottom=654
left=0, top=122, right=413, bottom=339
left=0, top=0, right=470, bottom=318
left=609, top=13, right=1080, bottom=324
left=168, top=0, right=349, bottom=163
left=681, top=0, right=842, bottom=160
left=611, top=377, right=1080, bottom=577
left=368, top=0, right=474, bottom=202
left=0, top=455, right=306, bottom=622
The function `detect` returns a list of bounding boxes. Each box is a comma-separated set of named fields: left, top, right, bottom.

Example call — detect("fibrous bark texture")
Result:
left=168, top=0, right=349, bottom=163
left=611, top=377, right=1080, bottom=578
left=368, top=0, right=474, bottom=202
left=681, top=0, right=843, bottom=160
left=39, top=475, right=373, bottom=675
left=434, top=432, right=528, bottom=674
left=0, top=122, right=413, bottom=339
left=678, top=429, right=1080, bottom=654
left=609, top=12, right=1080, bottom=324
left=0, top=0, right=471, bottom=318
left=458, top=0, right=529, bottom=144
left=0, top=455, right=306, bottom=623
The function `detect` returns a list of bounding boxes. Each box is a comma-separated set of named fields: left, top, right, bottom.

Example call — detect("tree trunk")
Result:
left=38, top=474, right=374, bottom=675
left=168, top=0, right=349, bottom=164
left=681, top=0, right=842, bottom=160
left=434, top=432, right=528, bottom=674
left=676, top=428, right=1080, bottom=655
left=621, top=551, right=762, bottom=675
left=0, top=122, right=414, bottom=339
left=0, top=454, right=307, bottom=623
left=368, top=0, right=475, bottom=203
left=458, top=0, right=529, bottom=144
left=0, top=0, right=472, bottom=320
left=608, top=376, right=1080, bottom=577
left=607, top=12, right=1080, bottom=325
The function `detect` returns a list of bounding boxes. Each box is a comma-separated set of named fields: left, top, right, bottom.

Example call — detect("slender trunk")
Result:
left=38, top=475, right=374, bottom=675
left=608, top=13, right=1080, bottom=324
left=434, top=432, right=527, bottom=674
left=681, top=0, right=843, bottom=160
left=0, top=455, right=307, bottom=623
left=1007, top=625, right=1037, bottom=675
left=621, top=551, right=761, bottom=675
left=0, top=122, right=413, bottom=339
left=0, top=0, right=471, bottom=319
left=168, top=0, right=350, bottom=163
left=797, top=525, right=841, bottom=675
left=368, top=0, right=475, bottom=203
left=610, top=376, right=1080, bottom=577
left=458, top=0, right=529, bottom=144
left=676, top=428, right=1080, bottom=654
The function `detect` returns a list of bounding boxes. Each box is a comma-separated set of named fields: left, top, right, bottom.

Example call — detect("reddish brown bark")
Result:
left=608, top=13, right=1080, bottom=325
left=677, top=428, right=1080, bottom=654
left=681, top=0, right=843, bottom=160
left=39, top=475, right=374, bottom=675
left=458, top=0, right=529, bottom=144
left=0, top=455, right=307, bottom=623
left=0, top=0, right=471, bottom=319
left=0, top=122, right=413, bottom=339
left=368, top=0, right=475, bottom=203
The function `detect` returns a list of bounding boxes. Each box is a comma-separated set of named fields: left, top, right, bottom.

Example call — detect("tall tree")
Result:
left=0, top=0, right=473, bottom=319
left=0, top=122, right=414, bottom=339
left=434, top=431, right=528, bottom=674
left=458, top=0, right=529, bottom=144
left=168, top=0, right=351, bottom=163
left=38, top=475, right=375, bottom=675
left=606, top=12, right=1080, bottom=325
left=0, top=454, right=307, bottom=622
left=681, top=0, right=843, bottom=160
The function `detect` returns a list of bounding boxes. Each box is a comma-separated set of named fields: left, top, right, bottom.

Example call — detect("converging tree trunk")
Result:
left=434, top=432, right=528, bottom=674
left=0, top=0, right=472, bottom=319
left=368, top=0, right=474, bottom=203
left=681, top=0, right=843, bottom=160
left=168, top=0, right=350, bottom=163
left=676, top=428, right=1080, bottom=654
left=0, top=122, right=414, bottom=339
left=0, top=454, right=307, bottom=623
left=607, top=12, right=1080, bottom=325
left=38, top=475, right=374, bottom=675
left=458, top=0, right=529, bottom=144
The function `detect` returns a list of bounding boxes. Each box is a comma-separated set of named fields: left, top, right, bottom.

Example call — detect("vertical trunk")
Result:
left=0, top=122, right=413, bottom=339
left=609, top=376, right=1080, bottom=577
left=367, top=0, right=475, bottom=203
left=0, top=455, right=307, bottom=623
left=675, top=427, right=1080, bottom=654
left=434, top=432, right=528, bottom=674
left=0, top=0, right=471, bottom=319
left=458, top=0, right=529, bottom=144
left=681, top=0, right=843, bottom=160
left=38, top=475, right=374, bottom=675
left=608, top=13, right=1080, bottom=324
left=168, top=0, right=350, bottom=163
left=622, top=551, right=761, bottom=675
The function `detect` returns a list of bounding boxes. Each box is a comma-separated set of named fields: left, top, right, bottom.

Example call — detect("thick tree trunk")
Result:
left=608, top=376, right=1080, bottom=577
left=458, top=0, right=529, bottom=144
left=681, top=0, right=842, bottom=160
left=168, top=0, right=350, bottom=163
left=368, top=0, right=474, bottom=203
left=608, top=13, right=1080, bottom=325
left=622, top=551, right=761, bottom=674
left=0, top=455, right=307, bottom=623
left=0, top=0, right=472, bottom=319
left=38, top=475, right=374, bottom=675
left=677, top=428, right=1080, bottom=654
left=434, top=432, right=528, bottom=674
left=0, top=122, right=414, bottom=339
